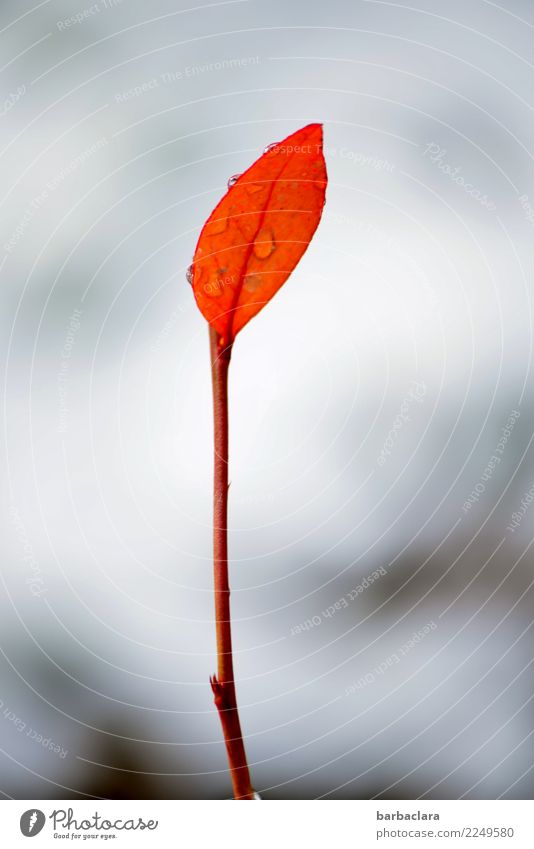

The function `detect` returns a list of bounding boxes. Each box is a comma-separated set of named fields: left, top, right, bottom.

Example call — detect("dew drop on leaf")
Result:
left=243, top=273, right=263, bottom=292
left=205, top=217, right=228, bottom=236
left=227, top=173, right=241, bottom=188
left=263, top=142, right=279, bottom=154
left=253, top=227, right=275, bottom=259
left=186, top=265, right=194, bottom=285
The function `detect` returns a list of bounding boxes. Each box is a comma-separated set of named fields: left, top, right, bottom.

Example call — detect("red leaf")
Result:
left=190, top=123, right=327, bottom=344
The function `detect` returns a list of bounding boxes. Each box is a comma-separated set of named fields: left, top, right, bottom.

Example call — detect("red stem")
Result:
left=209, top=326, right=254, bottom=800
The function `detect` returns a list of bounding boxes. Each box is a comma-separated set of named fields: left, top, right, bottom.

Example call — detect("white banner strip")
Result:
left=1, top=800, right=534, bottom=848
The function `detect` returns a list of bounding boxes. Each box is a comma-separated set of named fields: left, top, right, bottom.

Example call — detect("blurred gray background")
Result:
left=1, top=0, right=533, bottom=800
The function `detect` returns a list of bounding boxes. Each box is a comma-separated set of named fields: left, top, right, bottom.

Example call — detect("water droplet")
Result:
left=246, top=183, right=263, bottom=195
left=263, top=142, right=279, bottom=154
left=243, top=273, right=263, bottom=292
left=205, top=216, right=227, bottom=236
left=186, top=265, right=194, bottom=285
left=227, top=173, right=241, bottom=188
left=253, top=227, right=275, bottom=259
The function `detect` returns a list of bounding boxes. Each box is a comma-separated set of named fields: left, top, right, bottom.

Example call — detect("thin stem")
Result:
left=209, top=325, right=254, bottom=800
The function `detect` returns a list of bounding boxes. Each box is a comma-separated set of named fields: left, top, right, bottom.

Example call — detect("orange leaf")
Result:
left=190, top=123, right=327, bottom=344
